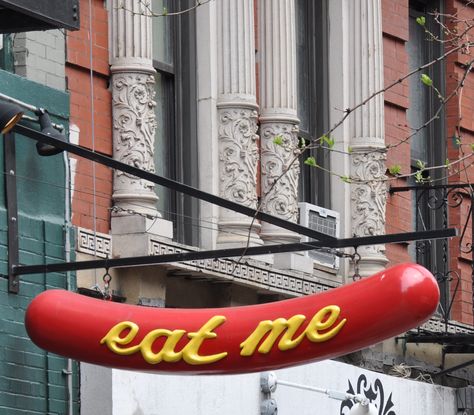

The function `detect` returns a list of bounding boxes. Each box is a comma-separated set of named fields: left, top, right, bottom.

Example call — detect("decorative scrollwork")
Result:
left=260, top=122, right=300, bottom=222
left=112, top=73, right=157, bottom=191
left=218, top=107, right=259, bottom=208
left=446, top=188, right=465, bottom=208
left=340, top=374, right=396, bottom=415
left=351, top=152, right=387, bottom=254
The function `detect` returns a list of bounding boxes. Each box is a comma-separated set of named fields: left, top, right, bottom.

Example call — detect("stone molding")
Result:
left=149, top=238, right=339, bottom=296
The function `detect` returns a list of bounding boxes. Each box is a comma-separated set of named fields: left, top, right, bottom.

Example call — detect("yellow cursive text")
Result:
left=240, top=305, right=346, bottom=356
left=100, top=316, right=228, bottom=365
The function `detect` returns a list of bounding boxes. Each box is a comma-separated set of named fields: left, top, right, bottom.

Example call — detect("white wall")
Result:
left=81, top=360, right=458, bottom=415
left=13, top=30, right=66, bottom=90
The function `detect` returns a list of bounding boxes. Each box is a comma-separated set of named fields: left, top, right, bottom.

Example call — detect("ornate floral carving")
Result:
left=112, top=73, right=157, bottom=191
left=340, top=374, right=396, bottom=415
left=218, top=107, right=259, bottom=208
left=260, top=122, right=300, bottom=222
left=350, top=151, right=387, bottom=254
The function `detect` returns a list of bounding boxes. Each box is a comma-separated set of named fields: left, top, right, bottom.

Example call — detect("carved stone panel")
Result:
left=112, top=72, right=157, bottom=193
left=350, top=151, right=387, bottom=255
left=218, top=107, right=259, bottom=208
left=260, top=122, right=300, bottom=223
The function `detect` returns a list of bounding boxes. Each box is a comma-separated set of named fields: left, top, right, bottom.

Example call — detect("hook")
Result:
left=352, top=247, right=362, bottom=281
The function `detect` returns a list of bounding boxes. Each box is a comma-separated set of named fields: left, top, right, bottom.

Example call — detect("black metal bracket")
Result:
left=12, top=228, right=457, bottom=276
left=391, top=183, right=474, bottom=321
left=4, top=132, right=19, bottom=293
left=4, top=124, right=458, bottom=286
left=0, top=0, right=80, bottom=33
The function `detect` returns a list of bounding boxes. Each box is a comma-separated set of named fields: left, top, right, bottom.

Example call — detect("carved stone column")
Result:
left=258, top=0, right=311, bottom=272
left=110, top=0, right=158, bottom=218
left=348, top=0, right=388, bottom=275
left=216, top=0, right=262, bottom=248
left=110, top=0, right=173, bottom=250
left=259, top=0, right=300, bottom=245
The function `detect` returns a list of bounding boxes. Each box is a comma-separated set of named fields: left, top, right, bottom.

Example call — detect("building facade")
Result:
left=0, top=0, right=474, bottom=413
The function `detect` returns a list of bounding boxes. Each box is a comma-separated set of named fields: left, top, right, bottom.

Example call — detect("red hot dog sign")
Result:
left=25, top=263, right=439, bottom=374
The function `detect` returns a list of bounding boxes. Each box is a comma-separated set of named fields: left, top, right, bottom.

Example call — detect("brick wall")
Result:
left=382, top=0, right=413, bottom=265
left=443, top=0, right=474, bottom=324
left=0, top=71, right=79, bottom=413
left=383, top=0, right=474, bottom=324
left=66, top=0, right=112, bottom=234
left=0, top=216, right=79, bottom=414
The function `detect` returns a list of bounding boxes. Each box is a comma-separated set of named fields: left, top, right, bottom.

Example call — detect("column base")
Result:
left=111, top=215, right=174, bottom=259
left=216, top=220, right=263, bottom=249
left=348, top=251, right=389, bottom=281
left=273, top=252, right=314, bottom=274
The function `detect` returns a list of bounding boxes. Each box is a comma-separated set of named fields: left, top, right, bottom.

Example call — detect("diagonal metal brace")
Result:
left=12, top=124, right=336, bottom=242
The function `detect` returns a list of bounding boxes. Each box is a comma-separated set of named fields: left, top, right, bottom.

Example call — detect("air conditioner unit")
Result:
left=298, top=202, right=340, bottom=270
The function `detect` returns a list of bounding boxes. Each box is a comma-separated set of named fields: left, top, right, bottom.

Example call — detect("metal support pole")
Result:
left=12, top=228, right=456, bottom=276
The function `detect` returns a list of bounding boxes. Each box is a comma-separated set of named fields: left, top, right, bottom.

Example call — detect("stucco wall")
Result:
left=81, top=360, right=458, bottom=415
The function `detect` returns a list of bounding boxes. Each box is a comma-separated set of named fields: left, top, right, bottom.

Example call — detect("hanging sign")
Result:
left=25, top=263, right=439, bottom=375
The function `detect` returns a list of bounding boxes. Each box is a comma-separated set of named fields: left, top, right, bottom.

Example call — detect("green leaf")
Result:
left=304, top=156, right=317, bottom=167
left=341, top=176, right=352, bottom=184
left=273, top=135, right=284, bottom=146
left=415, top=159, right=426, bottom=170
left=299, top=137, right=306, bottom=149
left=416, top=16, right=426, bottom=26
left=347, top=146, right=353, bottom=154
left=445, top=158, right=450, bottom=167
left=162, top=6, right=168, bottom=15
left=470, top=143, right=474, bottom=152
left=322, top=134, right=335, bottom=149
left=388, top=165, right=401, bottom=175
left=421, top=74, right=433, bottom=87
left=415, top=170, right=424, bottom=183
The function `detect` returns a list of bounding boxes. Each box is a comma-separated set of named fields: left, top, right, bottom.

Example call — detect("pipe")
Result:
left=0, top=93, right=64, bottom=130
left=63, top=149, right=74, bottom=415
left=276, top=379, right=369, bottom=405
left=0, top=92, right=38, bottom=113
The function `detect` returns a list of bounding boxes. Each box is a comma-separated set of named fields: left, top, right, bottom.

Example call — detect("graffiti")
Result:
left=340, top=374, right=396, bottom=415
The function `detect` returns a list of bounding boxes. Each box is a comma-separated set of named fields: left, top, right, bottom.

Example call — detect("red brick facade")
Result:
left=385, top=0, right=474, bottom=324
left=65, top=0, right=473, bottom=324
left=66, top=0, right=112, bottom=234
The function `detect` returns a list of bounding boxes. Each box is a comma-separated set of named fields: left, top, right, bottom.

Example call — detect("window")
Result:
left=0, top=34, right=14, bottom=72
left=152, top=0, right=198, bottom=246
left=407, top=0, right=447, bottom=304
left=296, top=0, right=330, bottom=208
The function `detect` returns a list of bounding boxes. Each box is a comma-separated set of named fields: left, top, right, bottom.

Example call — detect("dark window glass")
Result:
left=296, top=0, right=330, bottom=208
left=153, top=0, right=198, bottom=246
left=0, top=34, right=14, bottom=72
left=407, top=0, right=448, bottom=310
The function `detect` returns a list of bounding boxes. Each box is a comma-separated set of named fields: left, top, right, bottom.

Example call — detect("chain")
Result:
left=352, top=248, right=362, bottom=281
left=335, top=247, right=362, bottom=281
left=110, top=205, right=160, bottom=220
left=102, top=267, right=112, bottom=300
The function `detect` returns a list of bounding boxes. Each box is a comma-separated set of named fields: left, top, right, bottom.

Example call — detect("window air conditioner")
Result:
left=298, top=202, right=340, bottom=270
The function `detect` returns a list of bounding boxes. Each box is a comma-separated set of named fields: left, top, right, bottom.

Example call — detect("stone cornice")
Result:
left=149, top=238, right=341, bottom=295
